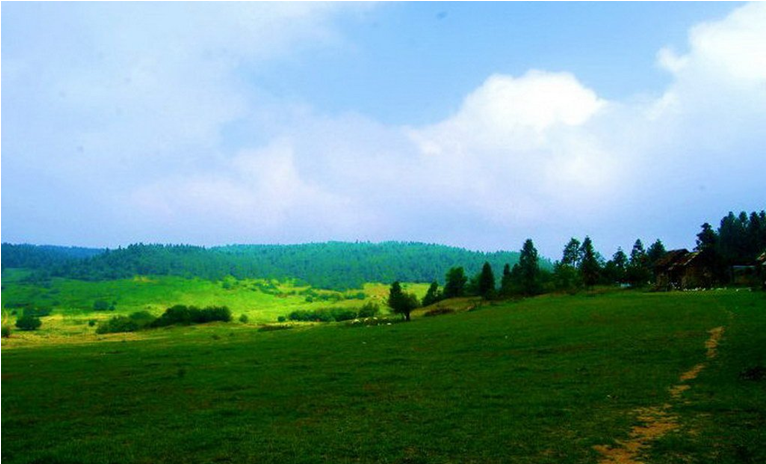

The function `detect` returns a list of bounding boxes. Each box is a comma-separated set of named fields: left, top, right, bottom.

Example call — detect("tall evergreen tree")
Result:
left=443, top=267, right=468, bottom=299
left=604, top=248, right=628, bottom=284
left=517, top=239, right=541, bottom=295
left=422, top=281, right=441, bottom=307
left=477, top=262, right=496, bottom=299
left=695, top=223, right=718, bottom=252
left=647, top=239, right=667, bottom=267
left=626, top=239, right=651, bottom=287
left=579, top=236, right=600, bottom=287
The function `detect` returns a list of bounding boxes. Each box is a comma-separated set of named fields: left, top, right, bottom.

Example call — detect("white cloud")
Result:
left=4, top=2, right=765, bottom=256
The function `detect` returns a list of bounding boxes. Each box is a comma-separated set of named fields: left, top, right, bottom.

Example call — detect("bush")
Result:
left=357, top=302, right=380, bottom=318
left=93, top=299, right=115, bottom=311
left=239, top=314, right=249, bottom=323
left=2, top=325, right=11, bottom=338
left=151, top=305, right=232, bottom=328
left=88, top=319, right=97, bottom=327
left=287, top=307, right=358, bottom=323
left=96, top=311, right=156, bottom=334
left=129, top=311, right=157, bottom=326
left=15, top=314, right=42, bottom=331
left=24, top=307, right=52, bottom=317
left=277, top=316, right=286, bottom=323
left=96, top=316, right=139, bottom=334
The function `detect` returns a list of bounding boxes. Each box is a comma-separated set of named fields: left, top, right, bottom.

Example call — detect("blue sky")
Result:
left=2, top=2, right=765, bottom=259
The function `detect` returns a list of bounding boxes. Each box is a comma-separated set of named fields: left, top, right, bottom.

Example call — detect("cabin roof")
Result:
left=654, top=249, right=689, bottom=269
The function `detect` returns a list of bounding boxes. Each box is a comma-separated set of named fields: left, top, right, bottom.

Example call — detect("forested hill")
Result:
left=2, top=242, right=528, bottom=290
left=1, top=244, right=104, bottom=272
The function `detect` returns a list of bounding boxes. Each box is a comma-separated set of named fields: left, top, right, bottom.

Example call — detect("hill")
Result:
left=0, top=243, right=103, bottom=271
left=3, top=242, right=530, bottom=290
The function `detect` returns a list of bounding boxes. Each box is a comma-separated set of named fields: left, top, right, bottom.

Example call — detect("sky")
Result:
left=2, top=1, right=765, bottom=259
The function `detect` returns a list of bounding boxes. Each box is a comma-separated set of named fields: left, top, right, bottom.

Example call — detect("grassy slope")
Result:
left=1, top=271, right=429, bottom=342
left=2, top=290, right=764, bottom=463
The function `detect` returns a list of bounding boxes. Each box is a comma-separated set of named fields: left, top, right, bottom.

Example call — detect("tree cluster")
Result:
left=7, top=242, right=523, bottom=292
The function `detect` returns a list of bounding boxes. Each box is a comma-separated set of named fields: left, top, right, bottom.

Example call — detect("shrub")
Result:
left=96, top=316, right=139, bottom=334
left=259, top=324, right=293, bottom=332
left=287, top=307, right=357, bottom=323
left=357, top=302, right=380, bottom=318
left=151, top=305, right=231, bottom=328
left=129, top=311, right=157, bottom=328
left=2, top=325, right=11, bottom=338
left=277, top=316, right=286, bottom=323
left=15, top=314, right=42, bottom=331
left=239, top=314, right=249, bottom=323
left=88, top=319, right=97, bottom=327
left=25, top=307, right=52, bottom=317
left=93, top=299, right=113, bottom=311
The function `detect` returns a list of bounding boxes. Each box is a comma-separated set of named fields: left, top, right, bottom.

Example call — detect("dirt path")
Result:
left=593, top=326, right=724, bottom=464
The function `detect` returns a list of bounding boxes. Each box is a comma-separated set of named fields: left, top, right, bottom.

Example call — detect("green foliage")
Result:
left=239, top=314, right=249, bottom=323
left=357, top=302, right=380, bottom=318
left=578, top=236, right=601, bottom=287
left=421, top=281, right=442, bottom=307
left=0, top=243, right=102, bottom=275
left=151, top=305, right=232, bottom=328
left=93, top=299, right=115, bottom=311
left=96, top=315, right=140, bottom=334
left=387, top=281, right=419, bottom=321
left=561, top=238, right=581, bottom=268
left=1, top=325, right=11, bottom=338
left=17, top=242, right=524, bottom=291
left=15, top=314, right=42, bottom=331
left=477, top=262, right=496, bottom=299
left=516, top=239, right=542, bottom=296
left=602, top=248, right=628, bottom=285
left=287, top=307, right=358, bottom=323
left=443, top=267, right=467, bottom=299
left=627, top=239, right=652, bottom=287
left=646, top=239, right=667, bottom=268
left=96, top=311, right=157, bottom=334
left=552, top=262, right=582, bottom=294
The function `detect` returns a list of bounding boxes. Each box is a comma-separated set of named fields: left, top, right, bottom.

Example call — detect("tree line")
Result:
left=387, top=210, right=766, bottom=320
left=2, top=242, right=526, bottom=291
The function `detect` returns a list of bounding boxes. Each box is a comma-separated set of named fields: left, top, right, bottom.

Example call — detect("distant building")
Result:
left=654, top=249, right=714, bottom=290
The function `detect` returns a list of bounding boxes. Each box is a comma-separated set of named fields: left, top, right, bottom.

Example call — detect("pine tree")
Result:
left=696, top=223, right=718, bottom=252
left=606, top=247, right=628, bottom=284
left=422, top=281, right=441, bottom=307
left=500, top=263, right=513, bottom=295
left=443, top=267, right=467, bottom=299
left=477, top=262, right=496, bottom=299
left=518, top=239, right=541, bottom=295
left=646, top=239, right=666, bottom=267
left=579, top=236, right=600, bottom=287
left=626, top=239, right=651, bottom=287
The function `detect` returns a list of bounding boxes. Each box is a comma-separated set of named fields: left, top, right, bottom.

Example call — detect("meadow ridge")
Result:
left=2, top=289, right=764, bottom=464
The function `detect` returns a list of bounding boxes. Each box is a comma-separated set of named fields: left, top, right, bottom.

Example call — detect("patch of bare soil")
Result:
left=594, top=327, right=724, bottom=464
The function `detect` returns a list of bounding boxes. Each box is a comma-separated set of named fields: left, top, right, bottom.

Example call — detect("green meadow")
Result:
left=2, top=289, right=764, bottom=463
left=1, top=270, right=429, bottom=342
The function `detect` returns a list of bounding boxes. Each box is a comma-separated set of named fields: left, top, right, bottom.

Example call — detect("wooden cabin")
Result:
left=654, top=249, right=714, bottom=290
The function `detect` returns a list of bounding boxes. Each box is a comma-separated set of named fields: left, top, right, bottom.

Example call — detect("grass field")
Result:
left=2, top=289, right=764, bottom=463
left=0, top=271, right=429, bottom=344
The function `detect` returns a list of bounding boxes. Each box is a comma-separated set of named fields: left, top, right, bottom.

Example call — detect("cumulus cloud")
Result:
left=3, top=2, right=765, bottom=257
